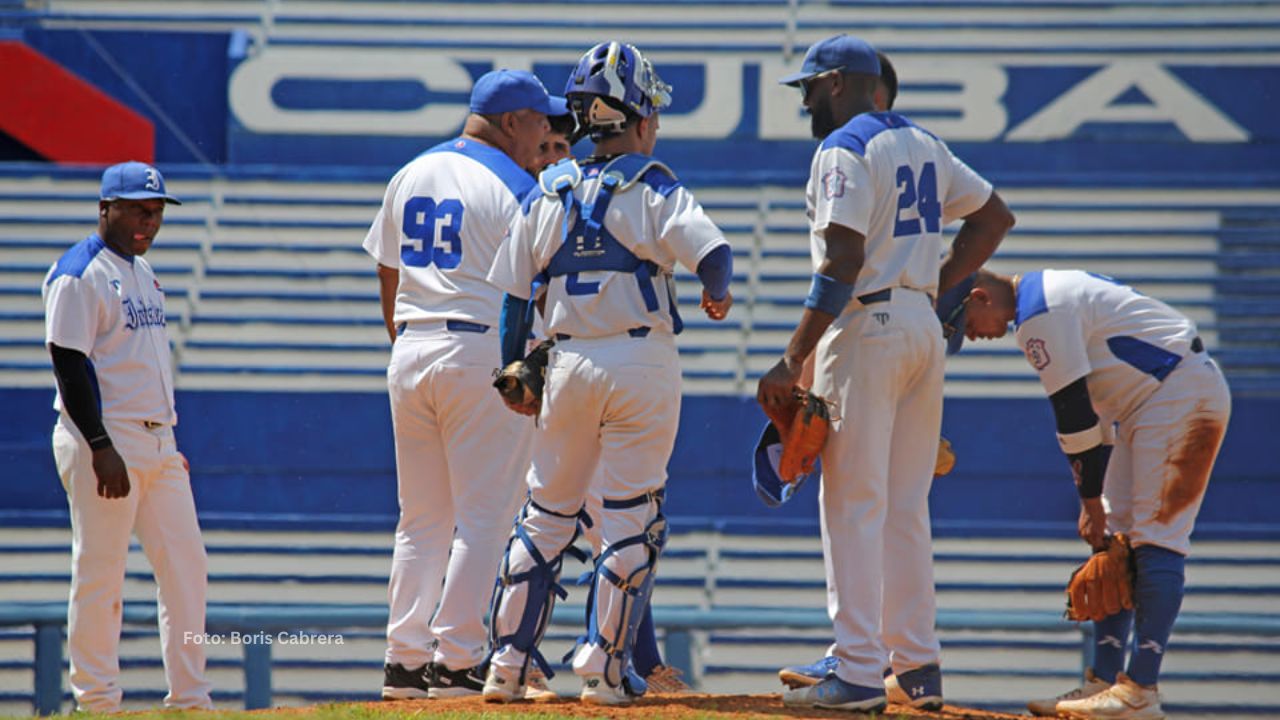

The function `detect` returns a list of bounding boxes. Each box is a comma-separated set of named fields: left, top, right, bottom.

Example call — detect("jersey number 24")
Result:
left=893, top=162, right=941, bottom=238
left=401, top=197, right=464, bottom=269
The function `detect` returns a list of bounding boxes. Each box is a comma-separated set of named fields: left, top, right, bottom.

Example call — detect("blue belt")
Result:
left=396, top=320, right=490, bottom=336
left=555, top=326, right=650, bottom=341
left=858, top=288, right=892, bottom=305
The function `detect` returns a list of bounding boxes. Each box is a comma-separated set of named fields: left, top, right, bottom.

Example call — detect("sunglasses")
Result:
left=798, top=68, right=843, bottom=100
left=940, top=295, right=971, bottom=340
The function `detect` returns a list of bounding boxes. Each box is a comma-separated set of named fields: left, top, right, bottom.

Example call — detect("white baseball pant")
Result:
left=1104, top=353, right=1231, bottom=555
left=490, top=334, right=680, bottom=678
left=812, top=288, right=945, bottom=687
left=53, top=415, right=212, bottom=712
left=384, top=323, right=532, bottom=670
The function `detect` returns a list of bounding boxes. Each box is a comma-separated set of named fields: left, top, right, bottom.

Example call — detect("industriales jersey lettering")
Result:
left=43, top=234, right=176, bottom=424
left=1014, top=269, right=1200, bottom=423
left=807, top=111, right=991, bottom=300
left=363, top=138, right=535, bottom=327
left=490, top=156, right=727, bottom=338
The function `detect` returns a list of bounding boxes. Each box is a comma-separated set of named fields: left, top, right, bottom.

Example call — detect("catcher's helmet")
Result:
left=565, top=42, right=671, bottom=137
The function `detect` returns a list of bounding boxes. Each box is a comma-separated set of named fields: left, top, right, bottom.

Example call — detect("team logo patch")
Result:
left=1025, top=338, right=1051, bottom=369
left=454, top=140, right=466, bottom=149
left=821, top=167, right=846, bottom=200
left=153, top=278, right=162, bottom=292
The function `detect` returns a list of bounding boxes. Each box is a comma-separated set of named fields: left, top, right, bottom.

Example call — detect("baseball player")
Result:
left=956, top=268, right=1230, bottom=719
left=521, top=96, right=689, bottom=698
left=363, top=69, right=563, bottom=700
left=482, top=41, right=732, bottom=706
left=43, top=161, right=212, bottom=712
left=759, top=35, right=1014, bottom=712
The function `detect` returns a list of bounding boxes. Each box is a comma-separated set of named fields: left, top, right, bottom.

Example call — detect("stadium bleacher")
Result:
left=3, top=175, right=1277, bottom=396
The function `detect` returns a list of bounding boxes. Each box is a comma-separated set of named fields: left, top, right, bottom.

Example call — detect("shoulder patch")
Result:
left=1024, top=337, right=1052, bottom=370
left=821, top=166, right=846, bottom=200
left=46, top=235, right=106, bottom=286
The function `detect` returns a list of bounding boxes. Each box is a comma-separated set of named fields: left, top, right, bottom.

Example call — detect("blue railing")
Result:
left=4, top=600, right=1280, bottom=716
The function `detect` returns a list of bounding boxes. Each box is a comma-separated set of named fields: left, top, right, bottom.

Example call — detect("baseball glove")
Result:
left=763, top=391, right=832, bottom=484
left=1065, top=533, right=1135, bottom=622
left=493, top=338, right=555, bottom=406
left=935, top=436, right=956, bottom=476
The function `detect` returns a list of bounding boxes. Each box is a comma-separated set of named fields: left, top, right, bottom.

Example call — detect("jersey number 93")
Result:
left=401, top=196, right=465, bottom=269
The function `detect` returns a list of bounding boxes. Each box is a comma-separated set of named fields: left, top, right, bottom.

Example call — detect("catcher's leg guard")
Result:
left=576, top=490, right=668, bottom=696
left=487, top=498, right=591, bottom=683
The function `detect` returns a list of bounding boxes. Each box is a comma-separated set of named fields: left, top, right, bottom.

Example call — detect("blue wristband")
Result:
left=804, top=273, right=854, bottom=316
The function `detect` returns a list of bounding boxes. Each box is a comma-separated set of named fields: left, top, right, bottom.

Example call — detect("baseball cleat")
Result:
left=889, top=663, right=943, bottom=711
left=425, top=662, right=485, bottom=699
left=1055, top=672, right=1166, bottom=719
left=778, top=654, right=838, bottom=688
left=381, top=662, right=430, bottom=700
left=523, top=666, right=558, bottom=702
left=782, top=675, right=887, bottom=713
left=580, top=673, right=632, bottom=706
left=482, top=664, right=525, bottom=703
left=1026, top=667, right=1110, bottom=716
left=645, top=664, right=690, bottom=693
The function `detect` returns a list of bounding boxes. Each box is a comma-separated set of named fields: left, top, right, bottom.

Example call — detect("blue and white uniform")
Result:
left=486, top=154, right=728, bottom=685
left=45, top=233, right=211, bottom=712
left=1013, top=270, right=1231, bottom=554
left=362, top=137, right=536, bottom=677
left=807, top=112, right=991, bottom=688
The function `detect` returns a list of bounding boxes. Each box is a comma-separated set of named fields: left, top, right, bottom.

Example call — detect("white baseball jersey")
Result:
left=364, top=137, right=535, bottom=326
left=807, top=111, right=991, bottom=298
left=489, top=158, right=727, bottom=337
left=44, top=233, right=176, bottom=425
left=1014, top=270, right=1200, bottom=423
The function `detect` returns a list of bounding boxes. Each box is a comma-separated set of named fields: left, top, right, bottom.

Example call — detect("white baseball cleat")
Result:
left=481, top=664, right=525, bottom=703
left=522, top=666, right=558, bottom=702
left=1027, top=667, right=1111, bottom=716
left=580, top=673, right=632, bottom=706
left=1055, top=672, right=1165, bottom=719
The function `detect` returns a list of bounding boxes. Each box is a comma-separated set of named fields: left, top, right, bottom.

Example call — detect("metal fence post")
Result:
left=664, top=628, right=695, bottom=689
left=242, top=639, right=272, bottom=709
left=33, top=622, right=63, bottom=716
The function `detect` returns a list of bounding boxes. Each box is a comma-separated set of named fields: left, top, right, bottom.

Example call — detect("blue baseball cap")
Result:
left=751, top=421, right=820, bottom=508
left=470, top=69, right=569, bottom=117
left=779, top=34, right=881, bottom=86
left=936, top=272, right=977, bottom=356
left=100, top=161, right=181, bottom=205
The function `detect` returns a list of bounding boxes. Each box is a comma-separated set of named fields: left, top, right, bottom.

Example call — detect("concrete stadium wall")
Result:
left=3, top=388, right=1275, bottom=538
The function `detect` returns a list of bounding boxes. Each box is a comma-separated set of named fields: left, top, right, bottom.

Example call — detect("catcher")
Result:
left=957, top=267, right=1231, bottom=719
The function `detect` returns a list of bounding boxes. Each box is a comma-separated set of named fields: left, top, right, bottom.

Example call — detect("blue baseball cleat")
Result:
left=783, top=675, right=887, bottom=713
left=778, top=655, right=838, bottom=688
left=888, top=663, right=944, bottom=711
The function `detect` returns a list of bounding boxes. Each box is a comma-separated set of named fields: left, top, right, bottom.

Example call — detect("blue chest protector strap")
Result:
left=538, top=155, right=683, bottom=333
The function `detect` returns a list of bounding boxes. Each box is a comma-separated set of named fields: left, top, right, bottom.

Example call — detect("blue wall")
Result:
left=3, top=388, right=1274, bottom=538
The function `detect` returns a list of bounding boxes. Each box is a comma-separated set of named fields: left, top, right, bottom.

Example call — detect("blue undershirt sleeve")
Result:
left=695, top=244, right=733, bottom=301
left=499, top=293, right=532, bottom=368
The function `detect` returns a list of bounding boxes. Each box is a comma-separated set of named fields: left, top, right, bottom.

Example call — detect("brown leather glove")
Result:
left=1066, top=533, right=1135, bottom=622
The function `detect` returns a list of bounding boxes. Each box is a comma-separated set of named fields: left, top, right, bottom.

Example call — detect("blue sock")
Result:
left=1127, top=544, right=1186, bottom=687
left=1092, top=609, right=1134, bottom=683
left=631, top=604, right=662, bottom=677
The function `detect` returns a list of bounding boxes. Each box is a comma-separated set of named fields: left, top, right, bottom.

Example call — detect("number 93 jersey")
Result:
left=807, top=111, right=992, bottom=299
left=363, top=138, right=535, bottom=326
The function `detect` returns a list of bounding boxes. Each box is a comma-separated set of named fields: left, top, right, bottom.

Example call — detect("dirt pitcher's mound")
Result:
left=366, top=694, right=1028, bottom=719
